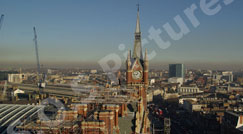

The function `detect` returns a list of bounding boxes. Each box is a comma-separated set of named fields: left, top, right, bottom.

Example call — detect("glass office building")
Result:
left=169, top=64, right=184, bottom=78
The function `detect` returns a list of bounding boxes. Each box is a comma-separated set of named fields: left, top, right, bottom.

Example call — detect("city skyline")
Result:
left=1, top=1, right=243, bottom=133
left=0, top=0, right=243, bottom=70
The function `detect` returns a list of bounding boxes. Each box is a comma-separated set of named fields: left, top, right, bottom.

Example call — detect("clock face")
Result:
left=132, top=71, right=142, bottom=80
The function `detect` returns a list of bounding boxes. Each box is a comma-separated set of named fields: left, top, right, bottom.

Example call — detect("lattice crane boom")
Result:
left=33, top=27, right=41, bottom=80
left=0, top=14, right=4, bottom=31
left=33, top=27, right=46, bottom=92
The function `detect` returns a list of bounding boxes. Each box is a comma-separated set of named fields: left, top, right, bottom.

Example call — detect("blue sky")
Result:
left=0, top=0, right=243, bottom=69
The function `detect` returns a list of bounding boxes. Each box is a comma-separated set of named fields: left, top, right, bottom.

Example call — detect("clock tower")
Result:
left=126, top=5, right=149, bottom=86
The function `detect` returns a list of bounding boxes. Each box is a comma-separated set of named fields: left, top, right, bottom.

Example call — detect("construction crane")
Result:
left=0, top=14, right=4, bottom=31
left=33, top=27, right=46, bottom=95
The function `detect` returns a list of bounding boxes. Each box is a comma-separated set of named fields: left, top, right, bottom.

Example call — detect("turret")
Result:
left=144, top=48, right=148, bottom=71
left=144, top=48, right=149, bottom=85
left=126, top=50, right=132, bottom=85
left=127, top=50, right=131, bottom=70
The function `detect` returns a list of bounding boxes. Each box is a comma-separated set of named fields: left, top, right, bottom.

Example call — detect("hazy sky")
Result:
left=0, top=0, right=243, bottom=69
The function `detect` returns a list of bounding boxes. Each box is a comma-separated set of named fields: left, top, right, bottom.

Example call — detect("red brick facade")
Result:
left=126, top=58, right=149, bottom=86
left=81, top=120, right=106, bottom=134
left=94, top=111, right=114, bottom=134
left=70, top=104, right=88, bottom=118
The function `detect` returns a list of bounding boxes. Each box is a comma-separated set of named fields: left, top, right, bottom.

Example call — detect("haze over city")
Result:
left=1, top=1, right=243, bottom=134
left=0, top=0, right=243, bottom=70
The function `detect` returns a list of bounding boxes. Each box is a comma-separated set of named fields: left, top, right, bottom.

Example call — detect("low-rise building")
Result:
left=178, top=85, right=202, bottom=95
left=8, top=74, right=23, bottom=83
left=168, top=77, right=183, bottom=86
left=183, top=100, right=206, bottom=112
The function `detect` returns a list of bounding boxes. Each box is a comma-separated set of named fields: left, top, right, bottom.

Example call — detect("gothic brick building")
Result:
left=126, top=5, right=149, bottom=87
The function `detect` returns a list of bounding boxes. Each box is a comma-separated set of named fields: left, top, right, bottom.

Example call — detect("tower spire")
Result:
left=136, top=3, right=140, bottom=33
left=132, top=4, right=143, bottom=59
left=137, top=3, right=139, bottom=12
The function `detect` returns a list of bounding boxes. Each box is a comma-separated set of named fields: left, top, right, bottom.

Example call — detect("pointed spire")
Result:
left=132, top=4, right=143, bottom=60
left=135, top=3, right=140, bottom=33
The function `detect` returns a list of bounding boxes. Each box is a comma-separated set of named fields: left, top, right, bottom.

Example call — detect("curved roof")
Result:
left=0, top=104, right=43, bottom=134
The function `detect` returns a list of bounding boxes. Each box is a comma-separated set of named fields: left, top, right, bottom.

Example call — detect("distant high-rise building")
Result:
left=169, top=64, right=184, bottom=78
